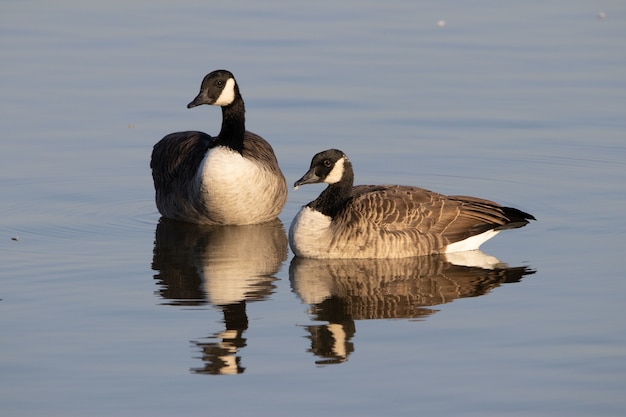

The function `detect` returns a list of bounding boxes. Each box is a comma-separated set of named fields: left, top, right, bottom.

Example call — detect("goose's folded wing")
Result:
left=150, top=131, right=213, bottom=192
left=341, top=186, right=528, bottom=245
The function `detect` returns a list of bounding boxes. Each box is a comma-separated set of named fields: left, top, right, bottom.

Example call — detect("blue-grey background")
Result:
left=1, top=1, right=625, bottom=416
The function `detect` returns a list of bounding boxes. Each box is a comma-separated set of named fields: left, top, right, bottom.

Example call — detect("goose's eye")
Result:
left=216, top=80, right=224, bottom=88
left=323, top=159, right=332, bottom=168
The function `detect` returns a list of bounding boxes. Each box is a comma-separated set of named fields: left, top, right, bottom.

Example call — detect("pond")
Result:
left=1, top=1, right=625, bottom=416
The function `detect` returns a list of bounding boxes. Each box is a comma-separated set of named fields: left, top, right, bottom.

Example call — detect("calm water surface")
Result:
left=1, top=1, right=625, bottom=416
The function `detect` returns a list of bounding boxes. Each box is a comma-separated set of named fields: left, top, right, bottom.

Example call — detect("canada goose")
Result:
left=289, top=149, right=535, bottom=259
left=150, top=70, right=287, bottom=225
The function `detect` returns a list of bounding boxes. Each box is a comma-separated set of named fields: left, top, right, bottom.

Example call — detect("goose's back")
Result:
left=240, top=131, right=284, bottom=176
left=345, top=185, right=510, bottom=233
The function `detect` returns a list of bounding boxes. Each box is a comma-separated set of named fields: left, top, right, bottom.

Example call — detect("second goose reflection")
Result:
left=152, top=218, right=287, bottom=374
left=290, top=253, right=534, bottom=365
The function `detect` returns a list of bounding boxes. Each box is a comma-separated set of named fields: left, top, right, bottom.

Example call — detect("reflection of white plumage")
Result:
left=152, top=218, right=287, bottom=305
left=290, top=149, right=535, bottom=259
left=195, top=221, right=288, bottom=305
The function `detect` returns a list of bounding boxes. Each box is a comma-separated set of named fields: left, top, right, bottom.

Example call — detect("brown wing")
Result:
left=337, top=185, right=517, bottom=245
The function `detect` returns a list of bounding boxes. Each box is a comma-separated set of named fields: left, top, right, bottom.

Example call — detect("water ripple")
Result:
left=2, top=175, right=157, bottom=245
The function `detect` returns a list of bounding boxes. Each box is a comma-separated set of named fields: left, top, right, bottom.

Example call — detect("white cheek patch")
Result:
left=213, top=78, right=236, bottom=106
left=324, top=157, right=345, bottom=184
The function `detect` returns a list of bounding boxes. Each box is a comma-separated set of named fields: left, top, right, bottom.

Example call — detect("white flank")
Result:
left=324, top=157, right=345, bottom=184
left=213, top=78, right=236, bottom=106
left=289, top=206, right=333, bottom=258
left=444, top=229, right=500, bottom=254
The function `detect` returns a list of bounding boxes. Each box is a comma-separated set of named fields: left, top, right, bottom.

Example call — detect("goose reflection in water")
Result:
left=152, top=217, right=288, bottom=375
left=290, top=252, right=535, bottom=365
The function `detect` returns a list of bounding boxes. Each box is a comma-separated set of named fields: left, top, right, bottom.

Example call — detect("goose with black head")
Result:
left=151, top=70, right=287, bottom=225
left=289, top=149, right=535, bottom=259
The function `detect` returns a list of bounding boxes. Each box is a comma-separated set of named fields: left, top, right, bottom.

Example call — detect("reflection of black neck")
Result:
left=216, top=96, right=246, bottom=154
left=223, top=301, right=249, bottom=334
left=189, top=301, right=249, bottom=375
left=305, top=296, right=356, bottom=365
left=309, top=162, right=355, bottom=219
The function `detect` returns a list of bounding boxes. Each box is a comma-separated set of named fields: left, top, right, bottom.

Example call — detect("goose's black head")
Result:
left=294, top=149, right=353, bottom=189
left=187, top=69, right=241, bottom=109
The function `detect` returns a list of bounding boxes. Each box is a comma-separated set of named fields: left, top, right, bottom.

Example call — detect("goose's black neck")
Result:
left=216, top=96, right=246, bottom=154
left=309, top=162, right=355, bottom=219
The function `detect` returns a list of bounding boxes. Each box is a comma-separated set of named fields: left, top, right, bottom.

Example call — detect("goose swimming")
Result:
left=151, top=70, right=287, bottom=225
left=289, top=149, right=535, bottom=259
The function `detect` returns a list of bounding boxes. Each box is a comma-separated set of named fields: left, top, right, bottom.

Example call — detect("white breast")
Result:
left=197, top=147, right=279, bottom=224
left=289, top=206, right=333, bottom=258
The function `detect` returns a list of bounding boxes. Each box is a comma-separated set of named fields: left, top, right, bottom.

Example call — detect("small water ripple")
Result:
left=2, top=175, right=157, bottom=245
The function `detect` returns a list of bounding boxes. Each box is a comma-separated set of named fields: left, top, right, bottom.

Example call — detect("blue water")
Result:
left=1, top=1, right=625, bottom=416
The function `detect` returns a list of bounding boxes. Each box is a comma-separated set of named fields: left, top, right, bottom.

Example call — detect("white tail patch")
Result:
left=444, top=229, right=500, bottom=254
